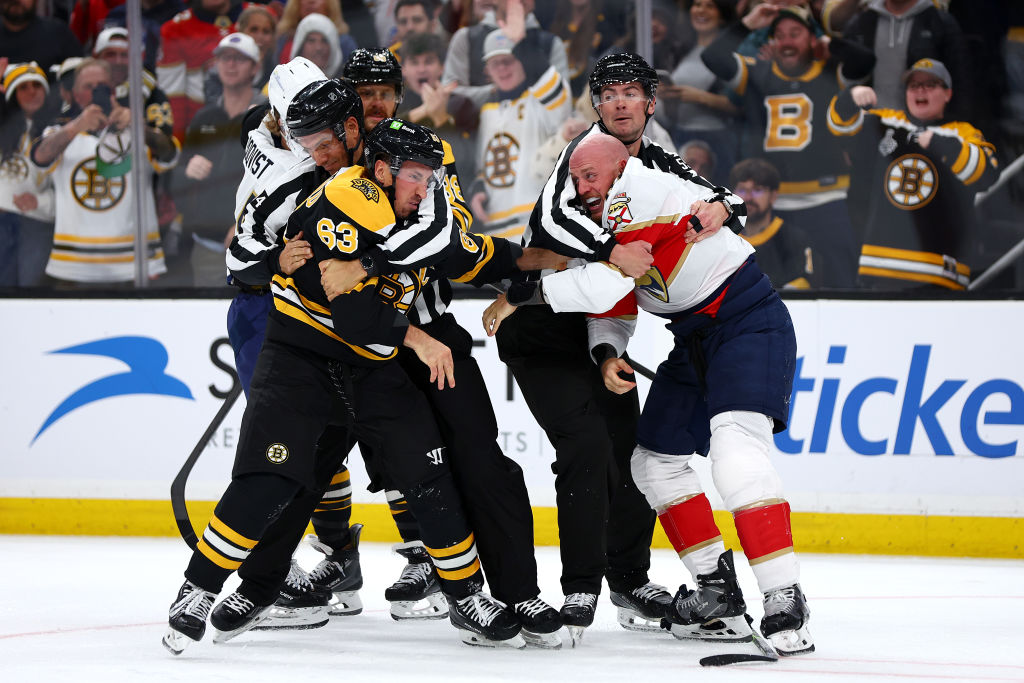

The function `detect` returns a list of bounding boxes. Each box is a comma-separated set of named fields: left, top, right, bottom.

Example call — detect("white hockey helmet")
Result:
left=269, top=57, right=327, bottom=122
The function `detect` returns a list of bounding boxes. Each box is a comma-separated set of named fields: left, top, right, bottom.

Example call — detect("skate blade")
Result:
left=522, top=626, right=567, bottom=650
left=615, top=607, right=665, bottom=633
left=212, top=608, right=272, bottom=644
left=389, top=593, right=449, bottom=620
left=668, top=615, right=753, bottom=642
left=767, top=624, right=814, bottom=656
left=328, top=590, right=363, bottom=616
left=253, top=605, right=330, bottom=630
left=458, top=630, right=527, bottom=649
left=161, top=627, right=194, bottom=655
left=566, top=625, right=587, bottom=648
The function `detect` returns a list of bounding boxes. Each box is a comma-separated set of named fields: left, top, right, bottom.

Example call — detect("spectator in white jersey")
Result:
left=30, top=58, right=178, bottom=287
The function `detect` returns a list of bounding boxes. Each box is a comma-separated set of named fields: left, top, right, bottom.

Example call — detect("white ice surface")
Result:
left=2, top=536, right=1023, bottom=682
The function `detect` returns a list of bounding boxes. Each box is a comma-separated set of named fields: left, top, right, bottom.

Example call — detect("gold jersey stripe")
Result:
left=426, top=533, right=476, bottom=558
left=436, top=558, right=481, bottom=581
left=197, top=538, right=243, bottom=570
left=210, top=513, right=257, bottom=548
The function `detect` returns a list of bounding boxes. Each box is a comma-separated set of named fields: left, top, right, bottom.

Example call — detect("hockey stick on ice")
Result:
left=170, top=382, right=243, bottom=549
left=699, top=628, right=780, bottom=667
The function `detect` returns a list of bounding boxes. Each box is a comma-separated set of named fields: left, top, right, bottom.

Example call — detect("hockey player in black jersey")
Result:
left=162, top=82, right=524, bottom=654
left=488, top=52, right=746, bottom=644
left=319, top=117, right=568, bottom=648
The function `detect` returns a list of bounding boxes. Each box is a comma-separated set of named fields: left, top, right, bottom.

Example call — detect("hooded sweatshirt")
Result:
left=867, top=0, right=934, bottom=109
left=290, top=13, right=343, bottom=79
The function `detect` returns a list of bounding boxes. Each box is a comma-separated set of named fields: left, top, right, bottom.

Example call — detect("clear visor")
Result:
left=392, top=161, right=444, bottom=191
left=591, top=89, right=650, bottom=109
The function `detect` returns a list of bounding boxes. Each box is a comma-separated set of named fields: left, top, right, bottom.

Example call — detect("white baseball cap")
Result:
left=482, top=30, right=517, bottom=61
left=214, top=33, right=261, bottom=64
left=93, top=26, right=130, bottom=56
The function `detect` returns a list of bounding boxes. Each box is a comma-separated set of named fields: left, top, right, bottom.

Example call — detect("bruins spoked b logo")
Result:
left=483, top=132, right=519, bottom=188
left=71, top=157, right=126, bottom=211
left=885, top=154, right=937, bottom=210
left=266, top=443, right=290, bottom=464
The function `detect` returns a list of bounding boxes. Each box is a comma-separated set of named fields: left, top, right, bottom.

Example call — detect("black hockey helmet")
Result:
left=286, top=78, right=364, bottom=139
left=343, top=48, right=404, bottom=104
left=286, top=79, right=364, bottom=166
left=588, top=52, right=659, bottom=106
left=364, top=118, right=444, bottom=185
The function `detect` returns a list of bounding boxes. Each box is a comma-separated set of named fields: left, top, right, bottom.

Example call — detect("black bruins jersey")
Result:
left=267, top=165, right=428, bottom=365
left=828, top=88, right=999, bottom=290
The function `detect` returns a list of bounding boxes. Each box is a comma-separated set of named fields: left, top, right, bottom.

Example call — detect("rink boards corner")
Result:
left=0, top=297, right=1021, bottom=559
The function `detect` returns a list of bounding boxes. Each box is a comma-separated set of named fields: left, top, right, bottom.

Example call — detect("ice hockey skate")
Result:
left=663, top=549, right=754, bottom=642
left=384, top=540, right=448, bottom=620
left=609, top=581, right=674, bottom=632
left=761, top=583, right=814, bottom=656
left=449, top=591, right=526, bottom=649
left=307, top=524, right=363, bottom=616
left=253, top=559, right=330, bottom=631
left=560, top=592, right=597, bottom=647
left=162, top=580, right=216, bottom=655
left=512, top=596, right=565, bottom=649
left=210, top=590, right=273, bottom=643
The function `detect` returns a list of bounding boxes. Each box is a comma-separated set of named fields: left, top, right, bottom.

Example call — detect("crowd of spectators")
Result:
left=1, top=0, right=1022, bottom=291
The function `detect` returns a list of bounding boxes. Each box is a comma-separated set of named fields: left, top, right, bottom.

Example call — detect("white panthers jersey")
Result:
left=233, top=119, right=303, bottom=223
left=541, top=158, right=753, bottom=353
left=37, top=127, right=174, bottom=282
left=476, top=66, right=570, bottom=238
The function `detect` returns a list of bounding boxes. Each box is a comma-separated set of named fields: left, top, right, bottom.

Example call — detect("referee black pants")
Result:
left=496, top=305, right=656, bottom=596
left=397, top=313, right=540, bottom=605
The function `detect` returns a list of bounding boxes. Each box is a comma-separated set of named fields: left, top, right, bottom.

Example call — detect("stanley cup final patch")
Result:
left=266, top=443, right=290, bottom=464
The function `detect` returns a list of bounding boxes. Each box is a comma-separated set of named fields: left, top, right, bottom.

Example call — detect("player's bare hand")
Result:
left=404, top=325, right=455, bottom=390
left=686, top=200, right=729, bottom=243
left=602, top=357, right=636, bottom=394
left=279, top=230, right=312, bottom=275
left=482, top=293, right=517, bottom=337
left=12, top=192, right=38, bottom=212
left=609, top=240, right=653, bottom=278
left=185, top=154, right=213, bottom=180
left=516, top=247, right=567, bottom=272
left=850, top=85, right=877, bottom=110
left=319, top=257, right=367, bottom=300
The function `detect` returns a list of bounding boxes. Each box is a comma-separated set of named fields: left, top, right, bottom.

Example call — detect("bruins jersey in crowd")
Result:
left=267, top=166, right=431, bottom=365
left=828, top=88, right=999, bottom=290
left=741, top=216, right=817, bottom=289
left=703, top=23, right=876, bottom=211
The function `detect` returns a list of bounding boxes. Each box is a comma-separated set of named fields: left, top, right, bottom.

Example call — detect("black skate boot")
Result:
left=210, top=590, right=273, bottom=643
left=162, top=580, right=216, bottom=655
left=512, top=596, right=565, bottom=649
left=761, top=583, right=814, bottom=656
left=449, top=591, right=526, bottom=649
left=253, top=559, right=330, bottom=631
left=559, top=592, right=597, bottom=647
left=664, top=549, right=753, bottom=642
left=307, top=524, right=363, bottom=616
left=384, top=541, right=448, bottom=620
left=609, top=581, right=674, bottom=632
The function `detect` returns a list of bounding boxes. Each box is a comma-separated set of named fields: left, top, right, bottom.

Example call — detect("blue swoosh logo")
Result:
left=33, top=336, right=194, bottom=443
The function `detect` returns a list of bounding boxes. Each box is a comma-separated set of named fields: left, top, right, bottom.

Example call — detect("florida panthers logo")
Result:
left=885, top=154, right=937, bottom=210
left=607, top=192, right=633, bottom=230
left=71, top=157, right=126, bottom=211
left=634, top=267, right=669, bottom=302
left=483, top=132, right=519, bottom=188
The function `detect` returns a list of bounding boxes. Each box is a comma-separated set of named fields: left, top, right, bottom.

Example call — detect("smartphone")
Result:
left=92, top=83, right=113, bottom=115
